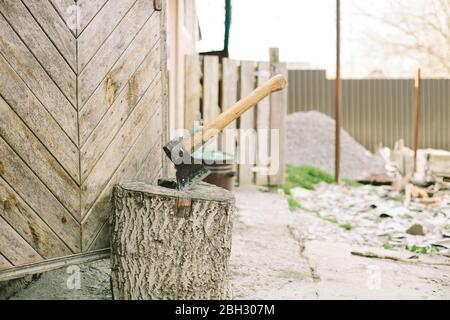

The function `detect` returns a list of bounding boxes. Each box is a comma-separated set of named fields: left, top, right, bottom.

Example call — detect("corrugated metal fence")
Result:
left=288, top=70, right=450, bottom=151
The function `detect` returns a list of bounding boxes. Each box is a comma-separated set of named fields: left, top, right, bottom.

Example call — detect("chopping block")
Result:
left=110, top=181, right=235, bottom=300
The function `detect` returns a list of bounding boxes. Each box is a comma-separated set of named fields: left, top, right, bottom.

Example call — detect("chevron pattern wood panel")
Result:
left=0, top=0, right=167, bottom=271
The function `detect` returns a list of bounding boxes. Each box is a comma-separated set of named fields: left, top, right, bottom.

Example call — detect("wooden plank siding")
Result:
left=76, top=0, right=109, bottom=35
left=0, top=0, right=167, bottom=277
left=23, top=0, right=77, bottom=71
left=49, top=0, right=77, bottom=37
left=202, top=56, right=221, bottom=124
left=0, top=216, right=42, bottom=266
left=184, top=55, right=201, bottom=131
left=0, top=253, right=12, bottom=270
left=0, top=0, right=77, bottom=106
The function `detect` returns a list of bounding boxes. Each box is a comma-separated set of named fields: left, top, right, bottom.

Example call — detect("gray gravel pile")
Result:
left=286, top=111, right=385, bottom=179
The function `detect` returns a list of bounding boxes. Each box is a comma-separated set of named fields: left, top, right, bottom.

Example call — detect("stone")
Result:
left=291, top=187, right=313, bottom=200
left=406, top=224, right=426, bottom=236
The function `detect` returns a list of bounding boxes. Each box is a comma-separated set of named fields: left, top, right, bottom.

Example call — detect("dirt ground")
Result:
left=4, top=186, right=450, bottom=300
left=6, top=259, right=112, bottom=300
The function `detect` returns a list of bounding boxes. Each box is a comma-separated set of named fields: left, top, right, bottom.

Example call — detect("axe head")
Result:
left=162, top=136, right=210, bottom=190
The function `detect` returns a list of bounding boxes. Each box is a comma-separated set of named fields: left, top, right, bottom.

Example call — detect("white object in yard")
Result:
left=391, top=140, right=414, bottom=177
left=423, top=150, right=450, bottom=180
left=291, top=187, right=313, bottom=200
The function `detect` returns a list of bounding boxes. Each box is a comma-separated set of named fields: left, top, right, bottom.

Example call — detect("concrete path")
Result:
left=230, top=187, right=318, bottom=299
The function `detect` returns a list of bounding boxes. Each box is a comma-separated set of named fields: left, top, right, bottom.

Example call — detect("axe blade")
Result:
left=174, top=162, right=210, bottom=190
left=162, top=136, right=210, bottom=190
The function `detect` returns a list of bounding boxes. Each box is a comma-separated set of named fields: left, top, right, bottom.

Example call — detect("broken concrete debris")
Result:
left=285, top=109, right=449, bottom=262
left=290, top=182, right=450, bottom=255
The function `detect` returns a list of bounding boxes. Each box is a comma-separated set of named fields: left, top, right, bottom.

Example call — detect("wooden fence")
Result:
left=183, top=51, right=288, bottom=187
left=288, top=69, right=450, bottom=151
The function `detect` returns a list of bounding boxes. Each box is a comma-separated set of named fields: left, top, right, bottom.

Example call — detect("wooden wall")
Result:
left=0, top=0, right=167, bottom=276
left=167, top=0, right=198, bottom=139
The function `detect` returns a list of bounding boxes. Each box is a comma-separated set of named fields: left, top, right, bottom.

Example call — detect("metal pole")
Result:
left=335, top=0, right=341, bottom=183
left=413, top=68, right=421, bottom=173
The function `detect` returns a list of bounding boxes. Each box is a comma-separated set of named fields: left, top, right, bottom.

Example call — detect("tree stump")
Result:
left=110, top=182, right=235, bottom=300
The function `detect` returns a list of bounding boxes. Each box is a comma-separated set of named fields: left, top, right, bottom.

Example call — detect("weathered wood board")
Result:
left=203, top=56, right=221, bottom=124
left=0, top=0, right=167, bottom=278
left=202, top=56, right=221, bottom=151
left=238, top=61, right=257, bottom=185
left=269, top=62, right=288, bottom=186
left=184, top=55, right=202, bottom=130
left=256, top=62, right=271, bottom=186
left=221, top=58, right=239, bottom=157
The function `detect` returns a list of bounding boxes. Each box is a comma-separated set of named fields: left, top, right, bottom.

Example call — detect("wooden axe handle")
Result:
left=186, top=74, right=288, bottom=151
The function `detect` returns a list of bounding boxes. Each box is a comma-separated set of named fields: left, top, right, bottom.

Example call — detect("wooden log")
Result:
left=111, top=182, right=235, bottom=300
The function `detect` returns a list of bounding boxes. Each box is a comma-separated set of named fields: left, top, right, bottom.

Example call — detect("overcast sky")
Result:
left=225, top=0, right=423, bottom=78
left=196, top=0, right=431, bottom=77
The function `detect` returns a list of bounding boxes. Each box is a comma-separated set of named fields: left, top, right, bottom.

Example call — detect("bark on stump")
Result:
left=110, top=182, right=235, bottom=300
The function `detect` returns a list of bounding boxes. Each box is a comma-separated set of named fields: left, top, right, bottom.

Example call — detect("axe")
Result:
left=160, top=74, right=288, bottom=190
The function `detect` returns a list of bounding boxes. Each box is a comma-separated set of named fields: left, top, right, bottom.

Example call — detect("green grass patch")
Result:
left=340, top=223, right=353, bottom=231
left=287, top=197, right=301, bottom=211
left=383, top=243, right=394, bottom=250
left=342, top=178, right=363, bottom=188
left=283, top=165, right=334, bottom=194
left=405, top=244, right=440, bottom=255
left=390, top=194, right=405, bottom=202
left=402, top=213, right=413, bottom=221
left=323, top=216, right=339, bottom=224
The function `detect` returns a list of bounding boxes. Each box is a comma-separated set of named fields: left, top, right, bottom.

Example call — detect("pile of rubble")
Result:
left=291, top=183, right=450, bottom=254
left=286, top=111, right=385, bottom=179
